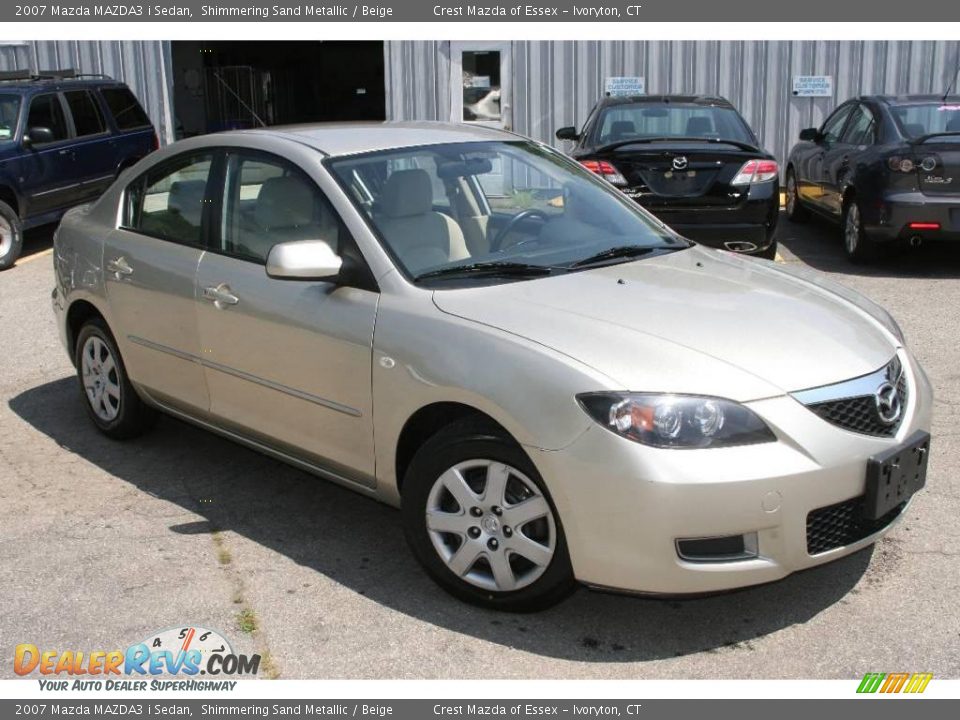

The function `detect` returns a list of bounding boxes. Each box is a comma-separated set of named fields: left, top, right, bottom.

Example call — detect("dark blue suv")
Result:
left=0, top=73, right=158, bottom=269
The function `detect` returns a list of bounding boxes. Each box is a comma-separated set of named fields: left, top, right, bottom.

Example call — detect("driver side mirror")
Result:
left=266, top=240, right=342, bottom=282
left=799, top=127, right=820, bottom=142
left=555, top=126, right=580, bottom=141
left=24, top=126, right=55, bottom=146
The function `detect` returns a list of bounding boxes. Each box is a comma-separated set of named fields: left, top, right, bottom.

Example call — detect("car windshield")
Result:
left=327, top=140, right=686, bottom=283
left=593, top=103, right=755, bottom=146
left=892, top=103, right=960, bottom=140
left=0, top=94, right=21, bottom=143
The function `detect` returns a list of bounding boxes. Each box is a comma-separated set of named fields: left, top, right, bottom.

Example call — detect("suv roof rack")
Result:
left=0, top=68, right=114, bottom=84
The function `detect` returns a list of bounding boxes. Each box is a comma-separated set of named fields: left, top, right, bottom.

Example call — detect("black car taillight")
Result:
left=151, top=132, right=160, bottom=151
left=731, top=159, right=778, bottom=185
left=579, top=159, right=628, bottom=186
left=887, top=154, right=939, bottom=173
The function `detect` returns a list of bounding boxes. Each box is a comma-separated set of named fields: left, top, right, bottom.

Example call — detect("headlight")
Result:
left=577, top=393, right=776, bottom=449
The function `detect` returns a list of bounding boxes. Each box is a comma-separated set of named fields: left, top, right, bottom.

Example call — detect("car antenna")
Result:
left=943, top=47, right=960, bottom=103
left=211, top=70, right=268, bottom=128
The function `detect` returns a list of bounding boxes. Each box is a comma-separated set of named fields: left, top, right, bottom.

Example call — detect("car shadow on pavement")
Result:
left=776, top=216, right=960, bottom=279
left=10, top=377, right=874, bottom=664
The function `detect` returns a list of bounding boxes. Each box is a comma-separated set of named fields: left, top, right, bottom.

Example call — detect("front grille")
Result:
left=807, top=372, right=907, bottom=437
left=806, top=496, right=904, bottom=555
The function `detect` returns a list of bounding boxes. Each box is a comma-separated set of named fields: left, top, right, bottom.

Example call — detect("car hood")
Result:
left=431, top=246, right=899, bottom=401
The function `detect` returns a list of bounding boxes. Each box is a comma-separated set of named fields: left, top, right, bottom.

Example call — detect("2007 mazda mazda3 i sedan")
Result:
left=51, top=122, right=933, bottom=611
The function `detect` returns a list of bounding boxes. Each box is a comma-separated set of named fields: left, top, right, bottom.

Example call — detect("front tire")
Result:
left=842, top=198, right=876, bottom=263
left=401, top=418, right=575, bottom=611
left=75, top=318, right=156, bottom=439
left=0, top=200, right=23, bottom=271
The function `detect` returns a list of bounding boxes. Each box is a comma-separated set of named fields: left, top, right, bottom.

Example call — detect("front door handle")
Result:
left=202, top=283, right=240, bottom=309
left=106, top=256, right=133, bottom=278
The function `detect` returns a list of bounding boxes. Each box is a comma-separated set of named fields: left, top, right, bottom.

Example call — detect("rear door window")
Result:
left=64, top=90, right=106, bottom=138
left=101, top=87, right=151, bottom=131
left=26, top=93, right=69, bottom=144
left=124, top=152, right=214, bottom=246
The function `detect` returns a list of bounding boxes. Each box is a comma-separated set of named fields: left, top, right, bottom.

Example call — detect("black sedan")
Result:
left=785, top=94, right=960, bottom=262
left=556, top=95, right=780, bottom=259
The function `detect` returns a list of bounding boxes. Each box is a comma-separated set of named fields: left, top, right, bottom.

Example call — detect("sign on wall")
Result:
left=792, top=75, right=833, bottom=97
left=605, top=76, right=645, bottom=96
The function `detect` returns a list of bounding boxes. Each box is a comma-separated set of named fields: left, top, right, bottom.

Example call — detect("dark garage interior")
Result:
left=171, top=41, right=386, bottom=138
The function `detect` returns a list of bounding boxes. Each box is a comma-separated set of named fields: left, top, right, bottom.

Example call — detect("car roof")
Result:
left=868, top=94, right=960, bottom=106
left=596, top=94, right=735, bottom=108
left=228, top=121, right=521, bottom=157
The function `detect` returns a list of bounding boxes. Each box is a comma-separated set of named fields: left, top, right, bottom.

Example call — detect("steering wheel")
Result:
left=490, top=209, right=550, bottom=252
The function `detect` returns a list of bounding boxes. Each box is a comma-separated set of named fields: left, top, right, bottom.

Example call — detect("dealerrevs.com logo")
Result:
left=14, top=626, right=259, bottom=691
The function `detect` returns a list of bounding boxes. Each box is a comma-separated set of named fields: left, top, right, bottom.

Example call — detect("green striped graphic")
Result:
left=857, top=673, right=886, bottom=693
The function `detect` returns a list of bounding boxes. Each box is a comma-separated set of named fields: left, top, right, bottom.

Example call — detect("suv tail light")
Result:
left=580, top=159, right=628, bottom=186
left=151, top=132, right=160, bottom=151
left=731, top=159, right=779, bottom=185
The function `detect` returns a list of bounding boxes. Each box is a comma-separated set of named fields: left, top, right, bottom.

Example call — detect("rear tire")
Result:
left=401, top=418, right=576, bottom=611
left=75, top=318, right=156, bottom=439
left=842, top=198, right=876, bottom=264
left=0, top=200, right=23, bottom=271
left=784, top=169, right=808, bottom=223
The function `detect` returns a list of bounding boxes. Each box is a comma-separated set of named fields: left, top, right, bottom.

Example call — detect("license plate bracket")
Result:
left=864, top=430, right=930, bottom=520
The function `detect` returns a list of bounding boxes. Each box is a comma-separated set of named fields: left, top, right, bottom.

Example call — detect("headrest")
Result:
left=686, top=116, right=713, bottom=136
left=945, top=114, right=960, bottom=132
left=381, top=169, right=433, bottom=218
left=255, top=175, right=316, bottom=229
left=609, top=120, right=636, bottom=141
left=167, top=180, right=206, bottom=226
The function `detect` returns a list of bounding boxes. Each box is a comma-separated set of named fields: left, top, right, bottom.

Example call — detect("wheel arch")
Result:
left=65, top=299, right=109, bottom=365
left=394, top=402, right=514, bottom=496
left=0, top=183, right=20, bottom=217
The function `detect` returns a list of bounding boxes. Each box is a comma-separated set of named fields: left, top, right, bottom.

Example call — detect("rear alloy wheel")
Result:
left=402, top=419, right=575, bottom=611
left=75, top=318, right=156, bottom=439
left=784, top=170, right=807, bottom=223
left=842, top=199, right=876, bottom=263
left=0, top=200, right=24, bottom=271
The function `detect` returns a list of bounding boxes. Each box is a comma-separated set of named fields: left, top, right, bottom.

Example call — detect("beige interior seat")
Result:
left=377, top=169, right=469, bottom=273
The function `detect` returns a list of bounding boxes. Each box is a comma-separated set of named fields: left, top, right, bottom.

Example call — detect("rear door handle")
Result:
left=202, top=283, right=240, bottom=309
left=106, top=256, right=133, bottom=277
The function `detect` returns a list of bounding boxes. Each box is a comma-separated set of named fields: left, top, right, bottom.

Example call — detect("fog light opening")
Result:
left=676, top=532, right=759, bottom=563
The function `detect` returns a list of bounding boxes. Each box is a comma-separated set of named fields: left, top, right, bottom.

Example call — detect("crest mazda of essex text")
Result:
left=51, top=122, right=933, bottom=610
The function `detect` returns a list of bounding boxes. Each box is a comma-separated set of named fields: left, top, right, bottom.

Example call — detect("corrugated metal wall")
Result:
left=0, top=40, right=175, bottom=144
left=386, top=40, right=960, bottom=170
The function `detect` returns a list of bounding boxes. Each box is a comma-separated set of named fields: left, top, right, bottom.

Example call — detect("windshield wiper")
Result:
left=414, top=261, right=558, bottom=282
left=570, top=245, right=663, bottom=268
left=593, top=136, right=761, bottom=154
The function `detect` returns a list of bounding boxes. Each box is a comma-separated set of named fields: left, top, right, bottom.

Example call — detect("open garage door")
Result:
left=171, top=41, right=385, bottom=138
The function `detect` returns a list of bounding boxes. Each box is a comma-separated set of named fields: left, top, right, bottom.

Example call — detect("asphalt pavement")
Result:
left=1, top=217, right=958, bottom=679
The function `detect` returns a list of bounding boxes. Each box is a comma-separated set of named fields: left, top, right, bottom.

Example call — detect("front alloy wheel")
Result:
left=402, top=418, right=575, bottom=611
left=426, top=459, right=556, bottom=593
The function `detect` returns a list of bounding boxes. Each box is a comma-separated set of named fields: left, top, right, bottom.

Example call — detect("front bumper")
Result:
left=528, top=350, right=933, bottom=595
left=867, top=190, right=960, bottom=242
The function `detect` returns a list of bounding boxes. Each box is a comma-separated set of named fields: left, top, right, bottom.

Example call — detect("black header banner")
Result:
left=4, top=0, right=960, bottom=22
